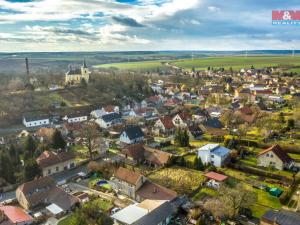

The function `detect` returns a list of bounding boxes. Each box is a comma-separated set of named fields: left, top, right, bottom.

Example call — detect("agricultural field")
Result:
left=170, top=56, right=300, bottom=71
left=148, top=167, right=205, bottom=195
left=94, top=60, right=166, bottom=71
left=94, top=55, right=300, bottom=72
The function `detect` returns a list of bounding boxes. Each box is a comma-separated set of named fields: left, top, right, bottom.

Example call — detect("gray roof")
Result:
left=66, top=68, right=81, bottom=76
left=262, top=210, right=300, bottom=225
left=101, top=113, right=121, bottom=122
left=23, top=112, right=49, bottom=122
left=135, top=201, right=173, bottom=225
left=123, top=126, right=144, bottom=140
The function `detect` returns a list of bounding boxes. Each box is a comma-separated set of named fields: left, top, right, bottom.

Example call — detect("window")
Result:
left=56, top=167, right=59, bottom=172
left=48, top=169, right=51, bottom=175
left=266, top=154, right=269, bottom=157
left=270, top=154, right=273, bottom=158
left=211, top=155, right=214, bottom=158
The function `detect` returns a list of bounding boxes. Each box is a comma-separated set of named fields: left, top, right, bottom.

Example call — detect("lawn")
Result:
left=161, top=145, right=189, bottom=155
left=170, top=56, right=300, bottom=71
left=192, top=187, right=218, bottom=201
left=240, top=156, right=257, bottom=167
left=93, top=198, right=113, bottom=212
left=94, top=60, right=166, bottom=70
left=148, top=167, right=205, bottom=195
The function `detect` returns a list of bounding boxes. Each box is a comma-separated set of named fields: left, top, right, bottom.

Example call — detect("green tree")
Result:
left=0, top=153, right=15, bottom=184
left=24, top=135, right=36, bottom=160
left=287, top=119, right=295, bottom=129
left=52, top=129, right=66, bottom=149
left=24, top=159, right=41, bottom=181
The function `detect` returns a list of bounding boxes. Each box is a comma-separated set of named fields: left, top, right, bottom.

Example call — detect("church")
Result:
left=65, top=60, right=90, bottom=84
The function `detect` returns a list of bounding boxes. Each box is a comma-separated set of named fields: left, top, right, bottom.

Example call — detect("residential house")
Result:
left=110, top=167, right=176, bottom=202
left=36, top=151, right=76, bottom=176
left=109, top=167, right=145, bottom=200
left=35, top=127, right=55, bottom=143
left=197, top=144, right=230, bottom=167
left=235, top=106, right=257, bottom=124
left=261, top=209, right=300, bottom=225
left=200, top=118, right=226, bottom=136
left=111, top=199, right=174, bottom=225
left=62, top=122, right=82, bottom=136
left=187, top=125, right=204, bottom=140
left=143, top=146, right=172, bottom=168
left=172, top=112, right=192, bottom=127
left=23, top=113, right=50, bottom=128
left=120, top=126, right=144, bottom=145
left=16, top=176, right=78, bottom=211
left=63, top=111, right=88, bottom=123
left=153, top=116, right=176, bottom=136
left=121, top=144, right=145, bottom=165
left=0, top=206, right=33, bottom=225
left=102, top=105, right=120, bottom=114
left=257, top=145, right=294, bottom=171
left=95, top=113, right=122, bottom=128
left=204, top=171, right=228, bottom=189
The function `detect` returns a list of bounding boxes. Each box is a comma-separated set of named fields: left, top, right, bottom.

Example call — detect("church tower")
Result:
left=81, top=59, right=90, bottom=83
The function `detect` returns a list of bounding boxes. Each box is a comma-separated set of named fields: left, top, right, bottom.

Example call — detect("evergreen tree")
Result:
left=24, top=159, right=41, bottom=181
left=52, top=129, right=66, bottom=149
left=196, top=157, right=204, bottom=171
left=24, top=135, right=36, bottom=160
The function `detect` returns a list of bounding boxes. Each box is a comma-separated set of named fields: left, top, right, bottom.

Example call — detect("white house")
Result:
left=23, top=114, right=50, bottom=128
left=63, top=112, right=88, bottom=123
left=95, top=113, right=122, bottom=129
left=197, top=144, right=230, bottom=167
left=120, top=126, right=144, bottom=144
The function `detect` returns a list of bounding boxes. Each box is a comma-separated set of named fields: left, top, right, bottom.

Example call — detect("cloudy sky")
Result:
left=0, top=0, right=299, bottom=52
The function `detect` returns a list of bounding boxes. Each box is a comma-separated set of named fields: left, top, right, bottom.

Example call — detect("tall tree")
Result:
left=52, top=129, right=66, bottom=149
left=0, top=153, right=15, bottom=184
left=24, top=159, right=41, bottom=181
left=81, top=123, right=100, bottom=160
left=24, top=135, right=36, bottom=160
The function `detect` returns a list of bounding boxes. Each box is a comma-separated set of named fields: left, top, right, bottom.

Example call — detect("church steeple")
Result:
left=83, top=59, right=87, bottom=68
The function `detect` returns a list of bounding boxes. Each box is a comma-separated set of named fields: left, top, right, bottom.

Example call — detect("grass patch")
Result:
left=288, top=153, right=300, bottom=160
left=58, top=216, right=73, bottom=225
left=148, top=167, right=205, bottom=195
left=94, top=198, right=113, bottom=212
left=95, top=60, right=166, bottom=70
left=192, top=187, right=218, bottom=201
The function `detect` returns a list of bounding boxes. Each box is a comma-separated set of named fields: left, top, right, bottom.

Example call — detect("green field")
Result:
left=171, top=56, right=300, bottom=71
left=94, top=56, right=300, bottom=71
left=94, top=60, right=166, bottom=70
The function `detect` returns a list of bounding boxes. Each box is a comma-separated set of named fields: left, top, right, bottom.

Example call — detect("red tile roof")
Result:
left=36, top=150, right=75, bottom=168
left=160, top=116, right=175, bottom=129
left=257, top=145, right=293, bottom=164
left=114, top=167, right=143, bottom=185
left=205, top=171, right=228, bottom=182
left=0, top=206, right=33, bottom=224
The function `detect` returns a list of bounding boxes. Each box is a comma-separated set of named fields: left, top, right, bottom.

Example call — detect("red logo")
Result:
left=272, top=10, right=300, bottom=20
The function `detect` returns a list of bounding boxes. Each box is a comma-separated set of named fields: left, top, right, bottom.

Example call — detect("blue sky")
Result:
left=0, top=0, right=299, bottom=52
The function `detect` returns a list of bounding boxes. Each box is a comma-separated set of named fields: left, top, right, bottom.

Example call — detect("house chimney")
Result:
left=25, top=58, right=29, bottom=77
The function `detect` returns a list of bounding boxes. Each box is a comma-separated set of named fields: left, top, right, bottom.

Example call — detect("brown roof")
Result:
left=63, top=122, right=82, bottom=131
left=160, top=116, right=175, bottom=129
left=18, top=176, right=55, bottom=195
left=144, top=147, right=172, bottom=166
left=136, top=180, right=177, bottom=201
left=35, top=128, right=55, bottom=138
left=205, top=171, right=228, bottom=182
left=104, top=105, right=116, bottom=112
left=178, top=112, right=191, bottom=121
left=122, top=144, right=145, bottom=161
left=36, top=151, right=75, bottom=168
left=257, top=145, right=293, bottom=164
left=114, top=167, right=143, bottom=185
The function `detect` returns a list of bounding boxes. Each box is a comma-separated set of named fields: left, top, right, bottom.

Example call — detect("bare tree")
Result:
left=81, top=123, right=100, bottom=160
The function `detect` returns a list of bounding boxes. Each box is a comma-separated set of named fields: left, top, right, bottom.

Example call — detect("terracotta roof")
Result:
left=35, top=127, right=55, bottom=138
left=0, top=206, right=32, bottom=224
left=178, top=112, right=191, bottom=121
left=136, top=180, right=177, bottom=201
left=257, top=145, right=293, bottom=164
left=104, top=105, right=116, bottom=113
left=144, top=147, right=172, bottom=166
left=255, top=89, right=273, bottom=94
left=63, top=122, right=82, bottom=131
left=160, top=116, right=175, bottom=129
left=122, top=144, right=145, bottom=161
left=114, top=167, right=143, bottom=185
left=205, top=171, right=228, bottom=182
left=36, top=151, right=75, bottom=168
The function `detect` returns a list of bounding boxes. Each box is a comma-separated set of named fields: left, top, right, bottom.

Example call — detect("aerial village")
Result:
left=1, top=58, right=300, bottom=225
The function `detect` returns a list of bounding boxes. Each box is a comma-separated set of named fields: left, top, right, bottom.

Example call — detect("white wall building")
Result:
left=197, top=144, right=230, bottom=167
